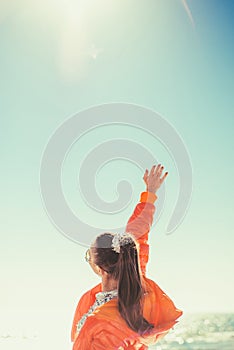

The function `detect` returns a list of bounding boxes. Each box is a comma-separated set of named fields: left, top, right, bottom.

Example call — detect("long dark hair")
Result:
left=92, top=232, right=154, bottom=335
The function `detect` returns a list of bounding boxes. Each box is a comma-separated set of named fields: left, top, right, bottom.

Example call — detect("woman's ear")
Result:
left=91, top=263, right=108, bottom=277
left=96, top=266, right=102, bottom=276
left=90, top=263, right=102, bottom=277
left=98, top=267, right=108, bottom=277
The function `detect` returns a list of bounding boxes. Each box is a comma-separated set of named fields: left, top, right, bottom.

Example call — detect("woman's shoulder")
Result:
left=71, top=283, right=103, bottom=342
left=142, top=275, right=161, bottom=294
left=142, top=276, right=183, bottom=326
left=76, top=283, right=102, bottom=315
left=93, top=299, right=120, bottom=320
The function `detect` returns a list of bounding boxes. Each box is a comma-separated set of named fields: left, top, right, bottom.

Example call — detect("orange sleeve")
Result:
left=125, top=191, right=157, bottom=276
left=71, top=291, right=90, bottom=342
left=72, top=316, right=148, bottom=350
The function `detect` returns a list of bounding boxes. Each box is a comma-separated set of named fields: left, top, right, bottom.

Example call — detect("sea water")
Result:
left=150, top=313, right=234, bottom=350
left=0, top=313, right=234, bottom=349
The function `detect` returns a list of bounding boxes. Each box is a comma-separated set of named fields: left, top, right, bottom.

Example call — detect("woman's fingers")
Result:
left=154, top=164, right=160, bottom=173
left=143, top=169, right=149, bottom=183
left=149, top=165, right=156, bottom=176
left=157, top=165, right=164, bottom=176
left=151, top=164, right=168, bottom=178
left=150, top=164, right=163, bottom=175
left=160, top=171, right=168, bottom=182
left=145, top=164, right=168, bottom=180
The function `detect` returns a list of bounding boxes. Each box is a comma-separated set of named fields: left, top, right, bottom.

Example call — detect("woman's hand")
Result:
left=143, top=164, right=168, bottom=194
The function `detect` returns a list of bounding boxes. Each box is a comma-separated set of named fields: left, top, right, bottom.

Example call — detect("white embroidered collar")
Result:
left=96, top=289, right=118, bottom=301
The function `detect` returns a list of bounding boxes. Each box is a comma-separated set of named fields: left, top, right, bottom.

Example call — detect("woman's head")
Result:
left=87, top=232, right=154, bottom=335
left=90, top=232, right=120, bottom=278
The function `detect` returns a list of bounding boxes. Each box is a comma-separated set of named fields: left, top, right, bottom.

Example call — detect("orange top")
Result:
left=71, top=192, right=182, bottom=349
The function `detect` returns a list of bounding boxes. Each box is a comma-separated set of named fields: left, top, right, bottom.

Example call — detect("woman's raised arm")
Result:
left=125, top=164, right=168, bottom=275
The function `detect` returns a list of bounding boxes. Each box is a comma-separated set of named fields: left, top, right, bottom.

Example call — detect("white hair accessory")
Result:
left=111, top=232, right=134, bottom=254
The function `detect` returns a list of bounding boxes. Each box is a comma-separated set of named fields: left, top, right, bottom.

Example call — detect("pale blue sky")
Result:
left=1, top=1, right=234, bottom=348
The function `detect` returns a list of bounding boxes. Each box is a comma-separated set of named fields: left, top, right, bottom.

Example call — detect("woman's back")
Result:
left=71, top=166, right=182, bottom=349
left=72, top=277, right=182, bottom=349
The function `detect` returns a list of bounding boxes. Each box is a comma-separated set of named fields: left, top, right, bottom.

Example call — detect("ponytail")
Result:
left=93, top=233, right=154, bottom=335
left=117, top=241, right=154, bottom=335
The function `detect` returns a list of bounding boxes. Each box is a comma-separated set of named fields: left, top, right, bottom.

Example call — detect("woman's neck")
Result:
left=101, top=276, right=118, bottom=292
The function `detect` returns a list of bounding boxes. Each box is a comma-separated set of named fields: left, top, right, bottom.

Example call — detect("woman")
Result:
left=71, top=164, right=182, bottom=349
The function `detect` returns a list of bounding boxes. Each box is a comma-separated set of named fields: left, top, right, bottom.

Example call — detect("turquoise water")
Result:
left=150, top=313, right=234, bottom=350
